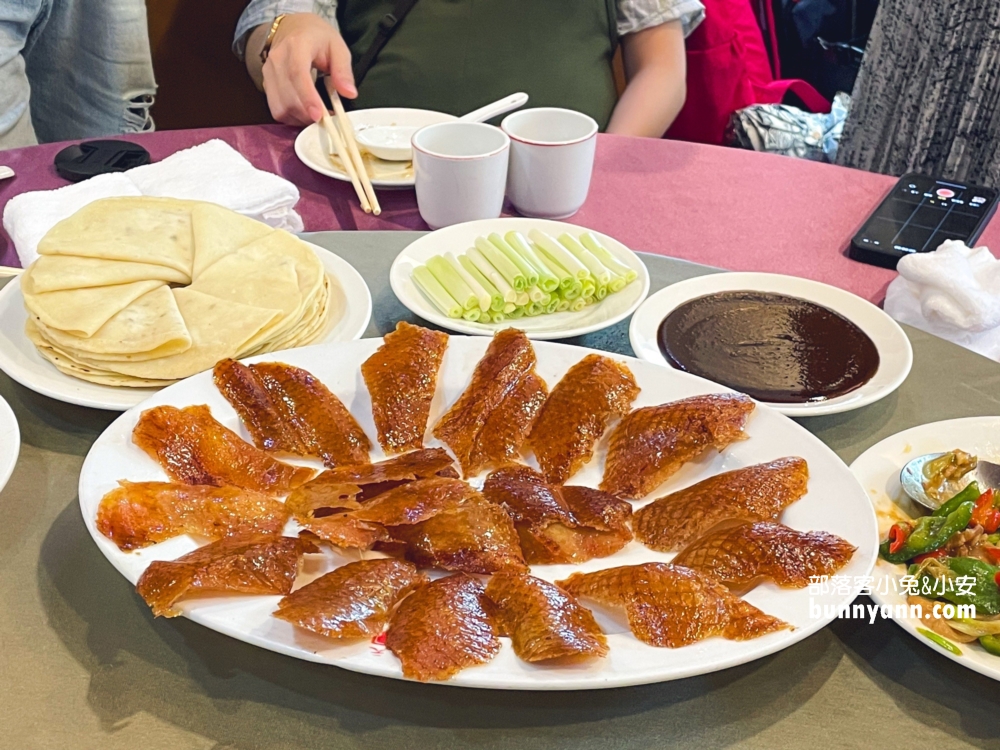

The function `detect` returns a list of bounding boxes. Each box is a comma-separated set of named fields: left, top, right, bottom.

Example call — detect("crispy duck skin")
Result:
left=527, top=354, right=639, bottom=484
left=214, top=359, right=371, bottom=467
left=482, top=466, right=632, bottom=564
left=386, top=574, right=500, bottom=681
left=390, top=495, right=528, bottom=573
left=600, top=393, right=755, bottom=499
left=213, top=358, right=305, bottom=453
left=361, top=322, right=449, bottom=454
left=293, top=477, right=481, bottom=550
left=136, top=534, right=317, bottom=618
left=433, top=329, right=543, bottom=477
left=283, top=448, right=459, bottom=520
left=466, top=372, right=548, bottom=475
left=319, top=448, right=456, bottom=486
left=274, top=558, right=425, bottom=639
left=485, top=572, right=608, bottom=663
left=672, top=521, right=855, bottom=593
left=557, top=563, right=788, bottom=648
left=132, top=404, right=314, bottom=494
left=633, top=457, right=809, bottom=552
left=251, top=361, right=371, bottom=467
left=96, top=480, right=289, bottom=551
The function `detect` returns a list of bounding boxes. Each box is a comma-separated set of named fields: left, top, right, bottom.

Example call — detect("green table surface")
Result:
left=2, top=232, right=1000, bottom=749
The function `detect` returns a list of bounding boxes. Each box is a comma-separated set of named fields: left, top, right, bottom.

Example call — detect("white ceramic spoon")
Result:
left=356, top=93, right=528, bottom=161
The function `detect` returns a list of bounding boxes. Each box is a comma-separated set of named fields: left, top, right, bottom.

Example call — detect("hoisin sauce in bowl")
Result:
left=657, top=291, right=880, bottom=403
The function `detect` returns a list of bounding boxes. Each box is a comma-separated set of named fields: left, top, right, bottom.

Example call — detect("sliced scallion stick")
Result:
left=475, top=236, right=525, bottom=291
left=490, top=311, right=506, bottom=323
left=506, top=231, right=558, bottom=292
left=607, top=272, right=626, bottom=293
left=595, top=285, right=608, bottom=300
left=413, top=265, right=462, bottom=318
left=583, top=296, right=596, bottom=306
left=468, top=247, right=517, bottom=303
left=459, top=255, right=504, bottom=311
left=503, top=301, right=516, bottom=314
left=463, top=307, right=481, bottom=321
left=509, top=306, right=525, bottom=319
left=539, top=292, right=552, bottom=306
left=579, top=232, right=637, bottom=283
left=527, top=285, right=545, bottom=303
left=529, top=229, right=588, bottom=279
left=559, top=233, right=611, bottom=286
left=545, top=298, right=560, bottom=314
left=562, top=282, right=582, bottom=301
left=427, top=255, right=477, bottom=310
left=526, top=302, right=544, bottom=316
left=556, top=299, right=570, bottom=312
left=516, top=291, right=530, bottom=307
left=533, top=242, right=579, bottom=292
left=489, top=233, right=538, bottom=286
left=570, top=297, right=587, bottom=312
left=447, top=252, right=491, bottom=311
left=581, top=280, right=596, bottom=299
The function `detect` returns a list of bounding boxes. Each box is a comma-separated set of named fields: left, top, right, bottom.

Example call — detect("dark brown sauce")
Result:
left=657, top=291, right=880, bottom=403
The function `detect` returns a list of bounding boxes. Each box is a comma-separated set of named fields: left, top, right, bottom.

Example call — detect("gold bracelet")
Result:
left=260, top=14, right=287, bottom=64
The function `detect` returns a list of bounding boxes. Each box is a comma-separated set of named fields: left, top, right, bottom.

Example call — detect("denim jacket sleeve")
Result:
left=233, top=0, right=323, bottom=60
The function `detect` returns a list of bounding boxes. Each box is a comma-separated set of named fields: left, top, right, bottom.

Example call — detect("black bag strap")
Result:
left=352, top=0, right=421, bottom=86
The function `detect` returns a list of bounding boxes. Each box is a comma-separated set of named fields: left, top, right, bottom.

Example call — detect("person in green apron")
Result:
left=234, top=0, right=704, bottom=137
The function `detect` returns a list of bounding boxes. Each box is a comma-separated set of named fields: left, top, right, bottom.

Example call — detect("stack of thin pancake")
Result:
left=21, top=196, right=331, bottom=387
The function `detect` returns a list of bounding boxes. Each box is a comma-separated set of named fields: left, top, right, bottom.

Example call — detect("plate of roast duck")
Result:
left=79, top=322, right=878, bottom=689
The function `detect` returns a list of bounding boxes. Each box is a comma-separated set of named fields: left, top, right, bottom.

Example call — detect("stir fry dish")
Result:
left=97, top=325, right=859, bottom=681
left=880, top=476, right=1000, bottom=656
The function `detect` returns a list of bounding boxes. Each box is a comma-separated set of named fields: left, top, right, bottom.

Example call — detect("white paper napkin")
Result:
left=3, top=139, right=304, bottom=267
left=884, top=239, right=1000, bottom=360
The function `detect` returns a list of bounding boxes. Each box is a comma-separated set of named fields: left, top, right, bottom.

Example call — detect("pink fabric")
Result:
left=2, top=124, right=997, bottom=304
left=665, top=0, right=828, bottom=146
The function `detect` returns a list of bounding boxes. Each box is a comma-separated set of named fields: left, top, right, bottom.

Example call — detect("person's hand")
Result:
left=261, top=13, right=357, bottom=125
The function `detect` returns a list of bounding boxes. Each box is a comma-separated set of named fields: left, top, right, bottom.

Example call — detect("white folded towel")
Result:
left=3, top=173, right=141, bottom=268
left=126, top=140, right=303, bottom=232
left=3, top=139, right=304, bottom=267
left=884, top=239, right=1000, bottom=360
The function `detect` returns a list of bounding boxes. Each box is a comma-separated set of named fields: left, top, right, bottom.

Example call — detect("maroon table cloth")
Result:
left=3, top=124, right=995, bottom=303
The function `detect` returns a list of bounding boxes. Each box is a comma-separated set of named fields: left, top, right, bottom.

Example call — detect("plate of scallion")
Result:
left=388, top=218, right=650, bottom=339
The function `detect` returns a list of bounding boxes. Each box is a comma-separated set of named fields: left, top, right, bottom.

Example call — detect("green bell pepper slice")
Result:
left=932, top=482, right=981, bottom=517
left=880, top=500, right=975, bottom=564
left=910, top=556, right=1000, bottom=616
left=979, top=634, right=1000, bottom=657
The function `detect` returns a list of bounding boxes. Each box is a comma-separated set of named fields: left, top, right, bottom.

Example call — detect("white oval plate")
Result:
left=851, top=416, right=1000, bottom=681
left=0, top=243, right=372, bottom=411
left=0, top=393, right=19, bottom=495
left=390, top=218, right=650, bottom=339
left=295, top=108, right=457, bottom=189
left=79, top=336, right=877, bottom=690
left=629, top=272, right=913, bottom=417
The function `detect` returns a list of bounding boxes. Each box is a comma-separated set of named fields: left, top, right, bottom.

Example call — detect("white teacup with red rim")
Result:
left=412, top=122, right=510, bottom=230
left=501, top=107, right=598, bottom=219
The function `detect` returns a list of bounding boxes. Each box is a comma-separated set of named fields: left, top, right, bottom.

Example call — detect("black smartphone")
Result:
left=849, top=173, right=999, bottom=269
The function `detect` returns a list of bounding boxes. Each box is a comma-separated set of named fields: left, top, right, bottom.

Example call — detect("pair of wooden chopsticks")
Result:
left=0, top=266, right=22, bottom=277
left=319, top=79, right=381, bottom=215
